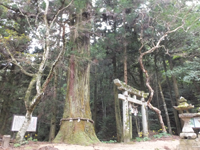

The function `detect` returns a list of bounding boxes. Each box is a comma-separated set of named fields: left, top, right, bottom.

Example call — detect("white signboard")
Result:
left=11, top=115, right=37, bottom=132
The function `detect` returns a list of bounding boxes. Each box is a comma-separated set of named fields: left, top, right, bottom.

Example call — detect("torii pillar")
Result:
left=114, top=79, right=149, bottom=142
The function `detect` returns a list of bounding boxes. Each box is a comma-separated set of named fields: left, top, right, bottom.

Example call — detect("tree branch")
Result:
left=1, top=37, right=34, bottom=77
left=50, top=0, right=74, bottom=28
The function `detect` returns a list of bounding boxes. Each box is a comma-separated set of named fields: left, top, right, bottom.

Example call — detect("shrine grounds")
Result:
left=0, top=134, right=180, bottom=150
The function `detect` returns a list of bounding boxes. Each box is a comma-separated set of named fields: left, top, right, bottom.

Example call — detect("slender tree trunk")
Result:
left=168, top=57, right=180, bottom=105
left=154, top=54, right=171, bottom=133
left=139, top=48, right=166, bottom=133
left=155, top=74, right=160, bottom=109
left=158, top=81, right=172, bottom=134
left=93, top=66, right=98, bottom=131
left=16, top=110, right=33, bottom=143
left=112, top=20, right=123, bottom=142
left=124, top=46, right=128, bottom=84
left=139, top=64, right=145, bottom=91
left=0, top=70, right=14, bottom=134
left=163, top=56, right=181, bottom=134
left=168, top=56, right=183, bottom=128
left=2, top=0, right=68, bottom=144
left=49, top=70, right=58, bottom=142
left=113, top=55, right=123, bottom=142
left=0, top=105, right=9, bottom=134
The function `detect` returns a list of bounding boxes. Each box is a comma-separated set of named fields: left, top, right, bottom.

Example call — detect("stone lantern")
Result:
left=174, top=97, right=196, bottom=139
left=175, top=97, right=200, bottom=150
left=173, top=96, right=194, bottom=113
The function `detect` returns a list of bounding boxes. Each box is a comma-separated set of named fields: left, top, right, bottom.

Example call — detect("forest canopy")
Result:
left=0, top=0, right=200, bottom=144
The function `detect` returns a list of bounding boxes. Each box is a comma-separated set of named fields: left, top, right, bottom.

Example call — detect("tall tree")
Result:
left=53, top=1, right=99, bottom=145
left=137, top=0, right=199, bottom=132
left=0, top=0, right=72, bottom=143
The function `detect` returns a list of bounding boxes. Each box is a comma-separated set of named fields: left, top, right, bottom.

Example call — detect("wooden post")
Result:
left=123, top=91, right=130, bottom=142
left=141, top=98, right=148, bottom=137
left=2, top=135, right=11, bottom=148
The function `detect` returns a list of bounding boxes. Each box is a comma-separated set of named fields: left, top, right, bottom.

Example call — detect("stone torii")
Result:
left=114, top=79, right=149, bottom=142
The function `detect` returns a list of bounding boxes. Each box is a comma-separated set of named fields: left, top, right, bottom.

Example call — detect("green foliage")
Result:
left=165, top=58, right=200, bottom=83
left=90, top=43, right=106, bottom=60
left=101, top=140, right=117, bottom=143
left=14, top=143, right=21, bottom=147
left=153, top=132, right=171, bottom=139
left=1, top=0, right=200, bottom=144
left=24, top=133, right=38, bottom=142
left=172, top=55, right=181, bottom=60
left=143, top=137, right=151, bottom=141
left=73, top=0, right=88, bottom=11
left=135, top=137, right=143, bottom=142
left=33, top=139, right=38, bottom=142
left=27, top=137, right=33, bottom=141
left=135, top=137, right=151, bottom=142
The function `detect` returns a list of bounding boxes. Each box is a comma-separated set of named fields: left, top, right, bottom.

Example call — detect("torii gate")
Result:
left=114, top=79, right=149, bottom=142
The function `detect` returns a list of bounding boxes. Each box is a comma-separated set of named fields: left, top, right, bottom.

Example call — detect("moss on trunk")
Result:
left=54, top=3, right=99, bottom=144
left=54, top=54, right=99, bottom=144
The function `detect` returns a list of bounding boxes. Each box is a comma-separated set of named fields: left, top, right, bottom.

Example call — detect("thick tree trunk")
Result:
left=163, top=56, right=181, bottom=134
left=53, top=55, right=99, bottom=145
left=54, top=5, right=99, bottom=144
left=113, top=56, right=123, bottom=142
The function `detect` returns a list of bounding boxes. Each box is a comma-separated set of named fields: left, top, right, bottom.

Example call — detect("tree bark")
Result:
left=163, top=56, right=181, bottom=134
left=168, top=57, right=180, bottom=106
left=53, top=54, right=99, bottom=145
left=124, top=46, right=128, bottom=84
left=0, top=69, right=14, bottom=134
left=53, top=4, right=99, bottom=144
left=113, top=55, right=123, bottom=142
left=93, top=66, right=98, bottom=131
left=139, top=64, right=145, bottom=91
left=168, top=56, right=184, bottom=128
left=49, top=70, right=58, bottom=142
left=154, top=53, right=171, bottom=133
left=139, top=52, right=166, bottom=133
left=158, top=81, right=172, bottom=134
left=16, top=110, right=33, bottom=143
left=14, top=0, right=67, bottom=142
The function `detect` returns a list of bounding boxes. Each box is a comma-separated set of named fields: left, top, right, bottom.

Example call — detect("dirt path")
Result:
left=37, top=140, right=178, bottom=150
left=1, top=136, right=180, bottom=150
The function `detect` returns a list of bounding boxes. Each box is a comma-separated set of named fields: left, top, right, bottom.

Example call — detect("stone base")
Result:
left=177, top=138, right=200, bottom=150
left=180, top=133, right=197, bottom=139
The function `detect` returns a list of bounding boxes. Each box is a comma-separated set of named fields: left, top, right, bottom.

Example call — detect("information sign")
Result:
left=11, top=115, right=37, bottom=132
